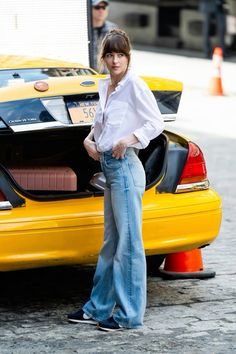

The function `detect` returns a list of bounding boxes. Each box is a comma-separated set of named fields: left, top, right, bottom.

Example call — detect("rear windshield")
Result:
left=0, top=68, right=95, bottom=88
left=152, top=90, right=181, bottom=114
left=0, top=93, right=99, bottom=132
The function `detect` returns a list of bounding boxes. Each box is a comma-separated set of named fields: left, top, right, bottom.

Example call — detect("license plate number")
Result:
left=68, top=100, right=98, bottom=124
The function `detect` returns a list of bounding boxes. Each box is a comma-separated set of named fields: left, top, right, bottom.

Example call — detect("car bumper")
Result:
left=0, top=188, right=222, bottom=271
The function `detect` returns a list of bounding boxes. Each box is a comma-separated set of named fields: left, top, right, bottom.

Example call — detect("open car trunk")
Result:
left=0, top=128, right=168, bottom=201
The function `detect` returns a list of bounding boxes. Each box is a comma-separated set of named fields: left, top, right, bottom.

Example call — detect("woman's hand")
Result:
left=112, top=139, right=128, bottom=159
left=112, top=134, right=139, bottom=159
left=84, top=133, right=101, bottom=161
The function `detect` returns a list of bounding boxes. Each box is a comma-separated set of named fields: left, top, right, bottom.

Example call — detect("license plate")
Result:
left=68, top=100, right=98, bottom=124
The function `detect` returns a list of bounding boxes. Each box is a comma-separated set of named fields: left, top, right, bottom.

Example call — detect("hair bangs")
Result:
left=102, top=35, right=129, bottom=57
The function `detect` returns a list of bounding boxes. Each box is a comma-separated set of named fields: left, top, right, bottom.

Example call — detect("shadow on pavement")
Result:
left=0, top=266, right=95, bottom=308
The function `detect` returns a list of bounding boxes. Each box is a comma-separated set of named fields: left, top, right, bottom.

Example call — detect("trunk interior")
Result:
left=0, top=127, right=168, bottom=200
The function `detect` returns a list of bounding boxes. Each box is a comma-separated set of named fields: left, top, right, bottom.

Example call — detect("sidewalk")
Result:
left=132, top=46, right=236, bottom=140
left=132, top=46, right=236, bottom=95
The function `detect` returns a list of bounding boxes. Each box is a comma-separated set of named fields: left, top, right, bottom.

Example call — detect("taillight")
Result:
left=179, top=142, right=207, bottom=183
left=0, top=191, right=6, bottom=201
left=0, top=191, right=13, bottom=210
left=175, top=142, right=209, bottom=193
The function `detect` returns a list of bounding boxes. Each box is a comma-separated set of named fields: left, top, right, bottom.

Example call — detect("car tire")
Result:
left=146, top=254, right=166, bottom=276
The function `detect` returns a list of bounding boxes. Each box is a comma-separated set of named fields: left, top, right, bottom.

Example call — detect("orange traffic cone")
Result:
left=209, top=47, right=224, bottom=96
left=159, top=249, right=216, bottom=280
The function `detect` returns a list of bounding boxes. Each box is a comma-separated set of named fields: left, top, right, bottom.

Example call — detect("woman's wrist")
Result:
left=86, top=128, right=94, bottom=141
left=121, top=134, right=139, bottom=146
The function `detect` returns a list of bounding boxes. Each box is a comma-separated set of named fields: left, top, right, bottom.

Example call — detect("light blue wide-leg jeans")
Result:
left=83, top=148, right=146, bottom=328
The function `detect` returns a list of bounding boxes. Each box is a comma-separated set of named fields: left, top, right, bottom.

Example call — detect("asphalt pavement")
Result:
left=132, top=45, right=236, bottom=96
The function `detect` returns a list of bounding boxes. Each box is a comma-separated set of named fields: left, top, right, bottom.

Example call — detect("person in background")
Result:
left=68, top=29, right=164, bottom=332
left=91, top=0, right=118, bottom=72
left=199, top=0, right=227, bottom=58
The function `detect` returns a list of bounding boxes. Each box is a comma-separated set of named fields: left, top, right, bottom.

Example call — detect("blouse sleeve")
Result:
left=133, top=86, right=165, bottom=149
left=91, top=100, right=102, bottom=129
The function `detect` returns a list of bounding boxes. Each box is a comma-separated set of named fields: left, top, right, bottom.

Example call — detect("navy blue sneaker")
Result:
left=97, top=317, right=123, bottom=332
left=67, top=309, right=97, bottom=325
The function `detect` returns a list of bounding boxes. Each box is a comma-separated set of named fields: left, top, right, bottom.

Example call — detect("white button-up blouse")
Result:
left=93, top=70, right=165, bottom=152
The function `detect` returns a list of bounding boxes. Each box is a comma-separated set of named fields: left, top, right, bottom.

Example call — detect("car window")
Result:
left=152, top=90, right=181, bottom=114
left=0, top=98, right=55, bottom=127
left=0, top=94, right=99, bottom=131
left=0, top=68, right=95, bottom=88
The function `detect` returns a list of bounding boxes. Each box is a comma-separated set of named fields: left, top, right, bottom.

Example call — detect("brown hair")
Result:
left=100, top=29, right=131, bottom=67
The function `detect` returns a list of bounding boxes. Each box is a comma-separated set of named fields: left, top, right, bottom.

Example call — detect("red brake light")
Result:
left=0, top=191, right=6, bottom=201
left=178, top=142, right=207, bottom=184
left=0, top=191, right=14, bottom=210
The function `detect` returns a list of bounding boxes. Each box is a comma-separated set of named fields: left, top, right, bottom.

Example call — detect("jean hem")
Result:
left=116, top=322, right=143, bottom=329
left=113, top=316, right=143, bottom=329
left=82, top=307, right=111, bottom=322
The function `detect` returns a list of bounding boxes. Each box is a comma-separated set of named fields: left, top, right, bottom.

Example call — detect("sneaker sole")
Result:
left=97, top=324, right=123, bottom=332
left=68, top=318, right=97, bottom=325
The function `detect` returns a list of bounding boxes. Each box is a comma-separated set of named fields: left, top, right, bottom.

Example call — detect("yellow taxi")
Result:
left=0, top=55, right=222, bottom=272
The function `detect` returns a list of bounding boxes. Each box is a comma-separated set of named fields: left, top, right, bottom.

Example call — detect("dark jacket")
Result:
left=199, top=0, right=225, bottom=13
left=91, top=20, right=118, bottom=72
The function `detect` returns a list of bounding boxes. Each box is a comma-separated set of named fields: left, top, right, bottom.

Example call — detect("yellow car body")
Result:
left=0, top=56, right=222, bottom=271
left=0, top=54, right=94, bottom=71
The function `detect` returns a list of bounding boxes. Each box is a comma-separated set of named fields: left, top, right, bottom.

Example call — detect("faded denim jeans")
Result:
left=83, top=148, right=146, bottom=328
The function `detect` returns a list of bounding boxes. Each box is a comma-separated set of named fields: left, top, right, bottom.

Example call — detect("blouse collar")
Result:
left=98, top=69, right=134, bottom=110
left=100, top=68, right=134, bottom=91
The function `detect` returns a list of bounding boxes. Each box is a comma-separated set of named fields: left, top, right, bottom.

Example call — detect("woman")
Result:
left=68, top=29, right=164, bottom=332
